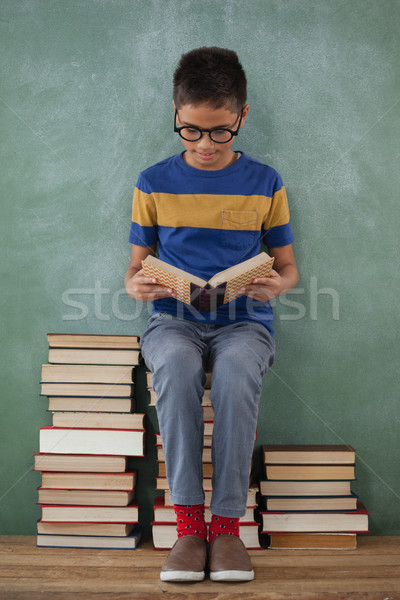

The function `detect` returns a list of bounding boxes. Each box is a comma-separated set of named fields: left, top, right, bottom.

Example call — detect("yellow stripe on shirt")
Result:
left=132, top=188, right=290, bottom=230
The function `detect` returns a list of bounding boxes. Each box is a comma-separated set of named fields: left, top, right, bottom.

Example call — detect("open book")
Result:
left=141, top=252, right=274, bottom=311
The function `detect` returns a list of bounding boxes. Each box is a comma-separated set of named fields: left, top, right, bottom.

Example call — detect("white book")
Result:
left=39, top=427, right=144, bottom=456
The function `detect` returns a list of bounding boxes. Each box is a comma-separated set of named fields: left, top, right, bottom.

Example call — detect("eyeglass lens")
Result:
left=178, top=127, right=233, bottom=143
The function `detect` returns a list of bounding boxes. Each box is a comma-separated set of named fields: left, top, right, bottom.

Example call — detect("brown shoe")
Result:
left=160, top=535, right=207, bottom=582
left=209, top=535, right=254, bottom=582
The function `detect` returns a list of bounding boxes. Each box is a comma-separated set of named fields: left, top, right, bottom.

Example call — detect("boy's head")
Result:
left=173, top=46, right=247, bottom=113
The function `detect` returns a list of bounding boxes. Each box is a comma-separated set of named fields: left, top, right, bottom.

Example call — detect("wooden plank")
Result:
left=0, top=536, right=399, bottom=599
left=2, top=535, right=400, bottom=553
left=2, top=534, right=399, bottom=551
left=1, top=552, right=400, bottom=569
left=1, top=576, right=400, bottom=595
left=1, top=564, right=399, bottom=580
left=0, top=560, right=400, bottom=580
left=1, top=593, right=400, bottom=600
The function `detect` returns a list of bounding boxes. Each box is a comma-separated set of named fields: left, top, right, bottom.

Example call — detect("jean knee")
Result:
left=153, top=346, right=202, bottom=373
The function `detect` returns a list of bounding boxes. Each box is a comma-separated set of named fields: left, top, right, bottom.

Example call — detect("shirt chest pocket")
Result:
left=221, top=209, right=259, bottom=250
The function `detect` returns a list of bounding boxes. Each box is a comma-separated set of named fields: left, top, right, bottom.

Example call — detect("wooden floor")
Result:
left=0, top=536, right=399, bottom=599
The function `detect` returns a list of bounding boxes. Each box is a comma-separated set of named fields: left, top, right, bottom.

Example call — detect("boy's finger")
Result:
left=252, top=277, right=275, bottom=285
left=147, top=284, right=176, bottom=294
left=139, top=275, right=158, bottom=284
left=149, top=290, right=176, bottom=300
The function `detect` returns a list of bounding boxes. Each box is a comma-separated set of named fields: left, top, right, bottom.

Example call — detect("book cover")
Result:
left=142, top=252, right=274, bottom=311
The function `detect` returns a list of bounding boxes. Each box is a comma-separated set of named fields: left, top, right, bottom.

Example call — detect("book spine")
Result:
left=190, top=284, right=226, bottom=312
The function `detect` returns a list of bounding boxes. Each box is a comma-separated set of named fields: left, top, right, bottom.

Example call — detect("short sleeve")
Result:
left=262, top=173, right=294, bottom=247
left=129, top=175, right=158, bottom=246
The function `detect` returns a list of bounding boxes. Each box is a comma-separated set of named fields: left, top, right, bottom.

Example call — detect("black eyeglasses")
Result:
left=174, top=109, right=243, bottom=144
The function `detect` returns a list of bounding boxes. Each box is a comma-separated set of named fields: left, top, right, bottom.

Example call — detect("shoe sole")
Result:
left=160, top=570, right=205, bottom=582
left=210, top=569, right=255, bottom=582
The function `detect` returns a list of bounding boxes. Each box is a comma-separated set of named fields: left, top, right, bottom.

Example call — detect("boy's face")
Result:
left=174, top=102, right=249, bottom=171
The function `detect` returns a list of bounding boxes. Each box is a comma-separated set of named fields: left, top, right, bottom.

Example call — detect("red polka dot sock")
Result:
left=209, top=514, right=240, bottom=544
left=174, top=504, right=207, bottom=541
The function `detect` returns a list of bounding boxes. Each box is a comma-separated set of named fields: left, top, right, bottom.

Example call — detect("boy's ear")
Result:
left=241, top=104, right=250, bottom=127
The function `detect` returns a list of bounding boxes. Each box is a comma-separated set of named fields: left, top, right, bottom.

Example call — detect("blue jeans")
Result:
left=140, top=313, right=275, bottom=518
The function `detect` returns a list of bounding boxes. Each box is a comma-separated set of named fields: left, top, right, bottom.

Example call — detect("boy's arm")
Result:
left=124, top=244, right=177, bottom=302
left=237, top=244, right=299, bottom=302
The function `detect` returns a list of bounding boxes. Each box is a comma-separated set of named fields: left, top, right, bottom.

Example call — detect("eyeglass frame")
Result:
left=173, top=108, right=244, bottom=144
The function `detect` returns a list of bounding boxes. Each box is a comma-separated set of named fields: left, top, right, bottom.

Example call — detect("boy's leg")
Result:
left=206, top=321, right=275, bottom=582
left=140, top=313, right=209, bottom=582
left=207, top=321, right=275, bottom=517
left=140, top=313, right=209, bottom=505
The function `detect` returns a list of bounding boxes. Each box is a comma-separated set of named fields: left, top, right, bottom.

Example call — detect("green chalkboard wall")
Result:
left=1, top=0, right=399, bottom=537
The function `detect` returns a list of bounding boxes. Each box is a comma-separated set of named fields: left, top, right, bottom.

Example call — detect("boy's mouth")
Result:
left=197, top=152, right=216, bottom=160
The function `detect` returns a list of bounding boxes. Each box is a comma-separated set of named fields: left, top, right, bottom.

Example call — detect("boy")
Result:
left=125, top=47, right=298, bottom=582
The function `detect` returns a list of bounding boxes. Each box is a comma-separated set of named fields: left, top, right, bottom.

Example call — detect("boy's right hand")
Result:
left=125, top=268, right=177, bottom=302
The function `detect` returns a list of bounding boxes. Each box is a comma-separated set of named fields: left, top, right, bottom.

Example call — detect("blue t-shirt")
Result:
left=129, top=152, right=294, bottom=334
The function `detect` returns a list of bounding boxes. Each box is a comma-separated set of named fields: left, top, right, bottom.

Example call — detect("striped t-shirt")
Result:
left=129, top=151, right=294, bottom=334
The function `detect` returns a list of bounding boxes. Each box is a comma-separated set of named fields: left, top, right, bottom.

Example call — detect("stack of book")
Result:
left=258, top=445, right=369, bottom=550
left=147, top=371, right=261, bottom=549
left=34, top=333, right=145, bottom=550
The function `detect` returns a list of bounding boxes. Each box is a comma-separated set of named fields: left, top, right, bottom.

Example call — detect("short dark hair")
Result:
left=173, top=46, right=247, bottom=113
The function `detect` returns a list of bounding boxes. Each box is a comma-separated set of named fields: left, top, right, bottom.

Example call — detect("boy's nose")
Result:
left=196, top=133, right=215, bottom=151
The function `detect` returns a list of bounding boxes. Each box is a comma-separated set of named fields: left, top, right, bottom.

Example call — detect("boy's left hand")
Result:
left=236, top=269, right=284, bottom=302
